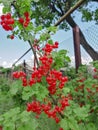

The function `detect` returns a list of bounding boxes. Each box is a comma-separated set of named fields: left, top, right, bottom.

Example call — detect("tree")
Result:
left=29, top=0, right=98, bottom=60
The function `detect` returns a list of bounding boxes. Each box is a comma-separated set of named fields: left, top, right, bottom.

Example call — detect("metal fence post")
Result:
left=23, top=60, right=26, bottom=74
left=73, top=26, right=81, bottom=72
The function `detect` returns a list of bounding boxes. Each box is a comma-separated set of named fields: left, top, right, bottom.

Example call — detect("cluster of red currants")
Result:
left=0, top=13, right=14, bottom=31
left=93, top=68, right=98, bottom=79
left=18, top=12, right=30, bottom=27
left=93, top=68, right=97, bottom=72
left=13, top=42, right=59, bottom=87
left=42, top=42, right=58, bottom=54
left=12, top=71, right=27, bottom=86
left=47, top=70, right=68, bottom=94
left=12, top=71, right=26, bottom=78
left=27, top=97, right=69, bottom=123
left=13, top=42, right=69, bottom=128
left=0, top=12, right=30, bottom=40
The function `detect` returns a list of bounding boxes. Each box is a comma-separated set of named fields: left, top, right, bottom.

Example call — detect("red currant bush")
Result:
left=13, top=42, right=70, bottom=125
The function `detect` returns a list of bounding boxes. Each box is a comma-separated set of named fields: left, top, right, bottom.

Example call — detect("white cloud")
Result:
left=70, top=56, right=92, bottom=67
left=13, top=59, right=18, bottom=62
left=30, top=54, right=40, bottom=61
left=0, top=4, right=3, bottom=16
left=12, top=59, right=23, bottom=67
left=31, top=55, right=34, bottom=60
left=16, top=61, right=22, bottom=65
left=2, top=61, right=7, bottom=66
left=0, top=55, right=93, bottom=69
left=1, top=61, right=12, bottom=68
left=81, top=56, right=92, bottom=64
left=2, top=61, right=8, bottom=68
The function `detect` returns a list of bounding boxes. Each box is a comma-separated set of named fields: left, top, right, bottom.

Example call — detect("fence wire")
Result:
left=10, top=24, right=98, bottom=69
left=59, top=24, right=98, bottom=66
left=83, top=24, right=98, bottom=52
left=80, top=24, right=98, bottom=65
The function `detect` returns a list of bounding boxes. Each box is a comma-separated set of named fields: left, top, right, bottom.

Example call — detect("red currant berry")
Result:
left=19, top=17, right=24, bottom=24
left=10, top=35, right=14, bottom=39
left=1, top=15, right=5, bottom=20
left=6, top=13, right=11, bottom=19
left=23, top=22, right=28, bottom=27
left=59, top=128, right=64, bottom=130
left=24, top=12, right=29, bottom=17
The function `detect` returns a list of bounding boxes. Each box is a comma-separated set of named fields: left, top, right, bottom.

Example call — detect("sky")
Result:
left=0, top=3, right=98, bottom=68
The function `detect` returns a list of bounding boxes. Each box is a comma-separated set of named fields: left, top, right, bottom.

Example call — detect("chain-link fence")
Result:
left=58, top=24, right=98, bottom=67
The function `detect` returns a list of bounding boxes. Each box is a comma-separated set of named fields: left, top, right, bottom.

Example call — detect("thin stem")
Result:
left=14, top=122, right=17, bottom=130
left=49, top=94, right=64, bottom=118
left=11, top=2, right=39, bottom=67
left=28, top=40, right=39, bottom=67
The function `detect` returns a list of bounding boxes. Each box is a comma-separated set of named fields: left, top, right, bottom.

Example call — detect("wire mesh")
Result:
left=83, top=25, right=98, bottom=52
left=10, top=24, right=98, bottom=69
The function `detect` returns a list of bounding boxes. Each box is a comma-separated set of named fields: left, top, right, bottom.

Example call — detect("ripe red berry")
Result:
left=8, top=25, right=14, bottom=31
left=60, top=76, right=68, bottom=82
left=1, top=15, right=5, bottom=20
left=12, top=71, right=20, bottom=78
left=24, top=12, right=29, bottom=17
left=10, top=35, right=14, bottom=39
left=9, top=18, right=15, bottom=24
left=23, top=22, right=28, bottom=27
left=26, top=17, right=30, bottom=22
left=19, top=17, right=24, bottom=24
left=59, top=128, right=64, bottom=130
left=93, top=68, right=97, bottom=72
left=55, top=117, right=60, bottom=123
left=6, top=13, right=11, bottom=19
left=0, top=126, right=2, bottom=130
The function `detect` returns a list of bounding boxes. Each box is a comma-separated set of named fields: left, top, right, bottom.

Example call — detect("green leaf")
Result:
left=52, top=49, right=70, bottom=70
left=3, top=107, right=20, bottom=119
left=36, top=84, right=49, bottom=101
left=48, top=39, right=53, bottom=44
left=60, top=118, right=69, bottom=130
left=10, top=80, right=22, bottom=95
left=1, top=107, right=20, bottom=128
left=63, top=87, right=70, bottom=94
left=58, top=50, right=68, bottom=55
left=10, top=85, right=19, bottom=95
left=20, top=111, right=31, bottom=122
left=47, top=26, right=57, bottom=33
left=94, top=9, right=98, bottom=21
left=65, top=56, right=71, bottom=62
left=82, top=9, right=93, bottom=22
left=86, top=123, right=97, bottom=130
left=3, top=124, right=15, bottom=130
left=0, top=116, right=4, bottom=123
left=3, top=6, right=10, bottom=13
left=67, top=116, right=80, bottom=130
left=34, top=25, right=43, bottom=33
left=73, top=105, right=90, bottom=120
left=40, top=32, right=50, bottom=41
left=22, top=87, right=34, bottom=100
left=18, top=119, right=38, bottom=130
